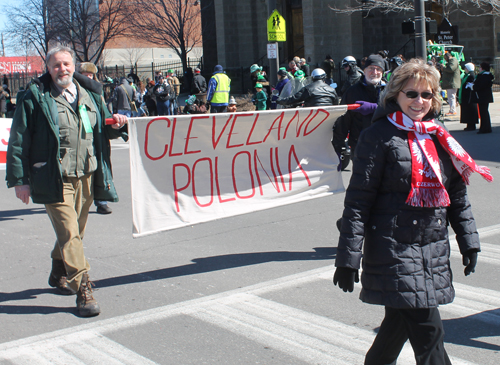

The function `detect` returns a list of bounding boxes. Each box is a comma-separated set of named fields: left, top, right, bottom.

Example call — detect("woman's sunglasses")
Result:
left=401, top=90, right=434, bottom=100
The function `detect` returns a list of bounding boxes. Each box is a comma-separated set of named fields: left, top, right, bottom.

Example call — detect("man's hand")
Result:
left=111, top=114, right=128, bottom=129
left=15, top=185, right=30, bottom=205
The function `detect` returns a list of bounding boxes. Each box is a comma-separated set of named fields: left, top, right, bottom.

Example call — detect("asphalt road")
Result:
left=0, top=99, right=499, bottom=364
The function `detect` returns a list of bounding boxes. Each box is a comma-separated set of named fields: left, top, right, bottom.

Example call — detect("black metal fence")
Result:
left=2, top=72, right=43, bottom=102
left=101, top=58, right=203, bottom=84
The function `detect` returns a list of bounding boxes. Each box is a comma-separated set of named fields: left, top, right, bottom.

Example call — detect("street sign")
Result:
left=267, top=43, right=277, bottom=59
left=437, top=18, right=458, bottom=45
left=267, top=9, right=286, bottom=42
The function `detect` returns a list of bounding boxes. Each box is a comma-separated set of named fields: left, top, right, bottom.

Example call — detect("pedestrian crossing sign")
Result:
left=267, top=9, right=286, bottom=42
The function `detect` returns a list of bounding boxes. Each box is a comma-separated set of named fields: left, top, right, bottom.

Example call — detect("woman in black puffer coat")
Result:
left=473, top=61, right=494, bottom=134
left=333, top=59, right=492, bottom=365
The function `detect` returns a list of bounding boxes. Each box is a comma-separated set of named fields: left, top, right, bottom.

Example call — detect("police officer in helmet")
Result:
left=277, top=68, right=339, bottom=107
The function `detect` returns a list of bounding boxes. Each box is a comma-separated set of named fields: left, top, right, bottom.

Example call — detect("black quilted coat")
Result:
left=335, top=101, right=480, bottom=309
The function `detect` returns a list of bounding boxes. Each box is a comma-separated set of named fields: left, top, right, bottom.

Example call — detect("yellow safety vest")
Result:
left=211, top=73, right=231, bottom=104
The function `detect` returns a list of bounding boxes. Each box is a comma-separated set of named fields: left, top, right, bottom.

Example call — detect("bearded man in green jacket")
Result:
left=6, top=46, right=128, bottom=317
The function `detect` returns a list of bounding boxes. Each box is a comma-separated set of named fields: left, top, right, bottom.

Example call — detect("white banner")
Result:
left=129, top=106, right=347, bottom=237
left=0, top=118, right=13, bottom=170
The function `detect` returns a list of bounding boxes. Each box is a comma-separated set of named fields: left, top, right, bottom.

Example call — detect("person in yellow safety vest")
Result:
left=206, top=64, right=231, bottom=113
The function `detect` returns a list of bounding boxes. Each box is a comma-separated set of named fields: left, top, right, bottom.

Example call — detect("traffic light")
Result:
left=402, top=21, right=415, bottom=34
left=402, top=19, right=437, bottom=34
left=426, top=20, right=437, bottom=34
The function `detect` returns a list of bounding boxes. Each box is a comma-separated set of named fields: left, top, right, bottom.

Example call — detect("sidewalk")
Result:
left=440, top=91, right=500, bottom=133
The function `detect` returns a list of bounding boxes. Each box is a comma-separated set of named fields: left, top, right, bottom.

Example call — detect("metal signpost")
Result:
left=267, top=8, right=286, bottom=86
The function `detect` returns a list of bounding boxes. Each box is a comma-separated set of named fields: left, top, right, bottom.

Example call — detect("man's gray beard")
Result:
left=366, top=75, right=382, bottom=85
left=56, top=74, right=73, bottom=87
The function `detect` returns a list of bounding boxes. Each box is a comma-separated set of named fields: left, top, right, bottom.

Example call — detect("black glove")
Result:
left=333, top=267, right=359, bottom=292
left=336, top=217, right=342, bottom=231
left=463, top=249, right=478, bottom=276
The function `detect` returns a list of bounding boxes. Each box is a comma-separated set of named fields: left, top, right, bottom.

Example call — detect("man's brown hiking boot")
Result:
left=76, top=273, right=101, bottom=317
left=48, top=260, right=76, bottom=295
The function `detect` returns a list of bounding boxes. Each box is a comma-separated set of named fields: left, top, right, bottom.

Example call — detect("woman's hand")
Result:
left=463, top=249, right=478, bottom=276
left=333, top=267, right=359, bottom=292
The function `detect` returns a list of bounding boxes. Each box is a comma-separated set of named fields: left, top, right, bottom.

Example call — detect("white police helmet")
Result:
left=311, top=68, right=326, bottom=80
left=342, top=56, right=357, bottom=68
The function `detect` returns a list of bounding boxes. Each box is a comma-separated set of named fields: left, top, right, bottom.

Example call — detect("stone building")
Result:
left=201, top=0, right=499, bottom=74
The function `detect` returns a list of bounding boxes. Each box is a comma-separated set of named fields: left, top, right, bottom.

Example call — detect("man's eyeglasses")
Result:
left=400, top=90, right=434, bottom=100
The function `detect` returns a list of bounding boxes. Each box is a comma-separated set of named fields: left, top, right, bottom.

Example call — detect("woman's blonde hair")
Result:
left=380, top=58, right=442, bottom=114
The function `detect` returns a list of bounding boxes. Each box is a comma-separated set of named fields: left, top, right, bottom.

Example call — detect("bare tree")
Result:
left=128, top=0, right=203, bottom=72
left=4, top=0, right=58, bottom=61
left=118, top=47, right=148, bottom=67
left=53, top=0, right=131, bottom=64
left=188, top=46, right=203, bottom=59
left=329, top=0, right=500, bottom=18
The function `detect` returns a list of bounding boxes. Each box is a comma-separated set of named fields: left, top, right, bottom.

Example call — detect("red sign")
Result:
left=0, top=56, right=45, bottom=74
left=1, top=118, right=12, bottom=170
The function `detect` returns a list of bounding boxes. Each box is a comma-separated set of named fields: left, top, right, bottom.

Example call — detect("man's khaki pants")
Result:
left=45, top=174, right=93, bottom=292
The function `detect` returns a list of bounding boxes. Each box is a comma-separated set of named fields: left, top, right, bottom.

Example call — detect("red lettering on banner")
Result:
left=232, top=151, right=255, bottom=199
left=168, top=118, right=183, bottom=157
left=274, top=147, right=286, bottom=191
left=294, top=109, right=315, bottom=137
left=288, top=145, right=311, bottom=189
left=283, top=110, right=302, bottom=139
left=169, top=144, right=315, bottom=213
left=192, top=158, right=214, bottom=207
left=145, top=117, right=170, bottom=161
left=185, top=116, right=207, bottom=155
left=253, top=149, right=280, bottom=194
left=263, top=112, right=285, bottom=143
left=269, top=147, right=281, bottom=193
left=227, top=113, right=253, bottom=149
left=1, top=128, right=9, bottom=145
left=246, top=114, right=263, bottom=146
left=304, top=109, right=330, bottom=136
left=172, top=163, right=191, bottom=212
left=212, top=115, right=233, bottom=149
left=215, top=156, right=236, bottom=203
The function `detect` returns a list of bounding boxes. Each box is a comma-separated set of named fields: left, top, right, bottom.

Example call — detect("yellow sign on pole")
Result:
left=267, top=9, right=286, bottom=42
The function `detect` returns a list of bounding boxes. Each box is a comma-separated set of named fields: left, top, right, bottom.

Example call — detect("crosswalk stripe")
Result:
left=0, top=331, right=157, bottom=365
left=1, top=221, right=498, bottom=364
left=194, top=301, right=365, bottom=365
left=449, top=223, right=500, bottom=265
left=194, top=293, right=475, bottom=365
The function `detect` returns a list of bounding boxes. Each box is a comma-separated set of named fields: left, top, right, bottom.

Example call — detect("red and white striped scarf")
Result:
left=387, top=111, right=493, bottom=207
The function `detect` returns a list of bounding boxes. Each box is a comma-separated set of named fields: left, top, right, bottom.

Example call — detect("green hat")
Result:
left=255, top=83, right=263, bottom=88
left=294, top=70, right=305, bottom=79
left=168, top=69, right=174, bottom=73
left=279, top=67, right=287, bottom=71
left=257, top=74, right=266, bottom=80
left=250, top=64, right=262, bottom=73
left=185, top=95, right=196, bottom=105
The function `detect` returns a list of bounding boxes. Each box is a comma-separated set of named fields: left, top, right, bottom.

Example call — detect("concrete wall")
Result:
left=204, top=0, right=498, bottom=76
left=102, top=47, right=203, bottom=67
left=212, top=0, right=269, bottom=70
left=451, top=11, right=494, bottom=63
left=362, top=10, right=416, bottom=61
left=303, top=0, right=363, bottom=68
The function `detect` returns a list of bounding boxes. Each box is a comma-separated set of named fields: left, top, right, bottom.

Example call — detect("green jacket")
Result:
left=255, top=90, right=267, bottom=110
left=441, top=57, right=461, bottom=89
left=6, top=72, right=128, bottom=204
